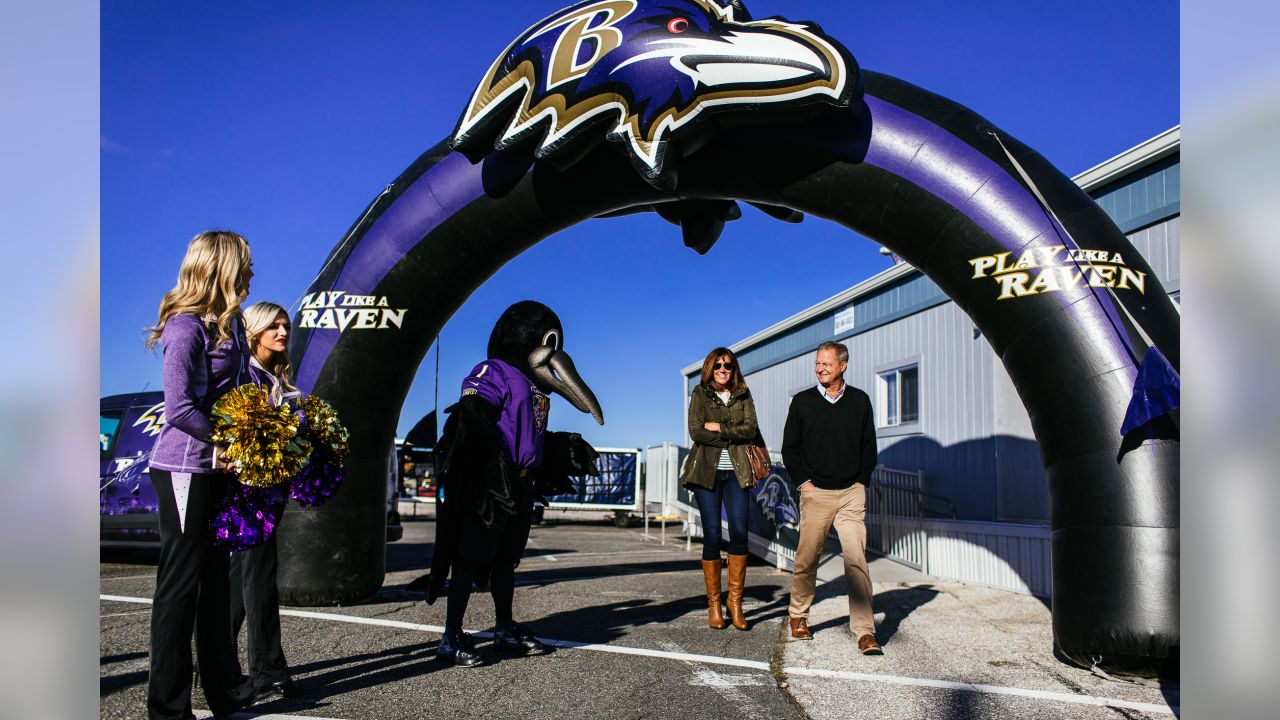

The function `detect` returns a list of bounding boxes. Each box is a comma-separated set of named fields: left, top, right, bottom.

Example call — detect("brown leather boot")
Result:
left=701, top=560, right=726, bottom=629
left=726, top=554, right=748, bottom=630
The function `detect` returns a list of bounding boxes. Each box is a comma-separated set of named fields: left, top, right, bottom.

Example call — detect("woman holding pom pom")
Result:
left=228, top=301, right=304, bottom=706
left=143, top=231, right=255, bottom=720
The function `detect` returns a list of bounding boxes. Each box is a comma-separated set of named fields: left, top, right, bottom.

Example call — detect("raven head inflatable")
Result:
left=451, top=0, right=860, bottom=186
left=487, top=300, right=604, bottom=425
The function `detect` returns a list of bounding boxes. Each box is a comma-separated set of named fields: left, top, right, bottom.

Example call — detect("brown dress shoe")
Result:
left=789, top=617, right=812, bottom=640
left=726, top=554, right=749, bottom=631
left=857, top=634, right=883, bottom=655
left=701, top=560, right=726, bottom=629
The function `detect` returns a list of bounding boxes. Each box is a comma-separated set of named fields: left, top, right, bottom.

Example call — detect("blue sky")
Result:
left=101, top=0, right=1178, bottom=449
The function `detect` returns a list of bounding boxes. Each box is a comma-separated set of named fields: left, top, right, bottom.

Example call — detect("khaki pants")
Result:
left=788, top=483, right=875, bottom=637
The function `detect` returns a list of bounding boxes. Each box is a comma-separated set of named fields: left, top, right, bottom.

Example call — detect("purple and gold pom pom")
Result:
left=299, top=395, right=349, bottom=462
left=288, top=396, right=349, bottom=508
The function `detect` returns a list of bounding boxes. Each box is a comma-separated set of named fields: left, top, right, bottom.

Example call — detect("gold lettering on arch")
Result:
left=536, top=0, right=636, bottom=90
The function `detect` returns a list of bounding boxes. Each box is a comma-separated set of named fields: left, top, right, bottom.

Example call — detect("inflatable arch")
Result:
left=281, top=0, right=1179, bottom=677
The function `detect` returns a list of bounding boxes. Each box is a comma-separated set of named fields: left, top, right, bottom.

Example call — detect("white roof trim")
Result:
left=1072, top=125, right=1180, bottom=191
left=682, top=126, right=1181, bottom=377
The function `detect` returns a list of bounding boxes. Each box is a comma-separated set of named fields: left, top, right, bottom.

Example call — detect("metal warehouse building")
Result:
left=673, top=127, right=1180, bottom=597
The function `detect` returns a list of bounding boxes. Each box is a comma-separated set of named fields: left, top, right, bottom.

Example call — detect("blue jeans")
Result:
left=693, top=469, right=750, bottom=561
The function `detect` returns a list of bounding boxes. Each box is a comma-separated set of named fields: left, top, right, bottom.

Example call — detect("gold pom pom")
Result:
left=211, top=385, right=310, bottom=487
left=300, top=394, right=349, bottom=463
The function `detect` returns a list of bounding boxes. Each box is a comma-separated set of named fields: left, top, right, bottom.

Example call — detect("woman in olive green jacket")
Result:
left=682, top=346, right=759, bottom=631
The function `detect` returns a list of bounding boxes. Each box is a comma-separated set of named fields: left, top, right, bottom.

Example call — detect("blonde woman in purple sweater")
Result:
left=143, top=231, right=255, bottom=720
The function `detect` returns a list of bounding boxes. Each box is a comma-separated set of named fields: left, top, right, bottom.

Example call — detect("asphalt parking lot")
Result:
left=100, top=510, right=1179, bottom=719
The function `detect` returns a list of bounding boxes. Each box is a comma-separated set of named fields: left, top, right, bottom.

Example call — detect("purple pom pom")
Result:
left=210, top=482, right=287, bottom=551
left=290, top=447, right=345, bottom=508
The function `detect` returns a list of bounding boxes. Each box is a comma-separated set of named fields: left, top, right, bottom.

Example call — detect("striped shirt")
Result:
left=716, top=390, right=735, bottom=470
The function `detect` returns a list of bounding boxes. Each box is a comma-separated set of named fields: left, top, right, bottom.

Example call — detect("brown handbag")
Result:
left=744, top=440, right=772, bottom=481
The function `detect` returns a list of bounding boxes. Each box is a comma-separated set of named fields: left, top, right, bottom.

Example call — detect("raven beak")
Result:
left=528, top=346, right=605, bottom=425
left=614, top=29, right=829, bottom=88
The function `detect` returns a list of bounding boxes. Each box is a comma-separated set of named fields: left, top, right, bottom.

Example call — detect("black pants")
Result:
left=229, top=531, right=290, bottom=688
left=147, top=470, right=250, bottom=720
left=445, top=477, right=535, bottom=632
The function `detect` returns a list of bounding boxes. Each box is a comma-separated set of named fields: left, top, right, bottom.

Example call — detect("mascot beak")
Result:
left=528, top=345, right=605, bottom=425
left=614, top=28, right=830, bottom=88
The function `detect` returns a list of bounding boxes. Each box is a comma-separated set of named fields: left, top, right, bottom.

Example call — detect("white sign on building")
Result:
left=833, top=305, right=856, bottom=335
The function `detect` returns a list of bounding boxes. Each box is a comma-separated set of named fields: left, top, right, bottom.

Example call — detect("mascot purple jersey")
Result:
left=460, top=359, right=550, bottom=470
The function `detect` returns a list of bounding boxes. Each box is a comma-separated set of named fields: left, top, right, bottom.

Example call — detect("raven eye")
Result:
left=541, top=330, right=560, bottom=351
left=667, top=17, right=688, bottom=33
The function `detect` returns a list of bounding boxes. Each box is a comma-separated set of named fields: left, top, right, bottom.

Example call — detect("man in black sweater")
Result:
left=781, top=341, right=882, bottom=655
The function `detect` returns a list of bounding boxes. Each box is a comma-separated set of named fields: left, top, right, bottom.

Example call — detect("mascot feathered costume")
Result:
left=422, top=301, right=602, bottom=666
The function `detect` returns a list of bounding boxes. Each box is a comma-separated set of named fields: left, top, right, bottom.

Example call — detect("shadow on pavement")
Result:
left=531, top=596, right=704, bottom=644
left=528, top=557, right=791, bottom=643
left=255, top=641, right=449, bottom=714
left=805, top=583, right=941, bottom=645
left=102, top=651, right=149, bottom=665
left=742, top=585, right=795, bottom=625
left=387, top=555, right=705, bottom=601
left=342, top=555, right=710, bottom=608
left=385, top=539, right=435, bottom=573
left=519, top=546, right=574, bottom=558
left=100, top=651, right=151, bottom=698
left=100, top=669, right=148, bottom=697
left=101, top=547, right=160, bottom=566
left=1161, top=681, right=1181, bottom=717
left=870, top=584, right=942, bottom=644
left=940, top=686, right=982, bottom=719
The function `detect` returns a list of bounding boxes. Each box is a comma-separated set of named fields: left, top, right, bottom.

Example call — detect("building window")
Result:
left=877, top=364, right=919, bottom=427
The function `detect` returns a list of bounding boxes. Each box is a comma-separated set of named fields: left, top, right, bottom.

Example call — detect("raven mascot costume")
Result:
left=421, top=301, right=603, bottom=666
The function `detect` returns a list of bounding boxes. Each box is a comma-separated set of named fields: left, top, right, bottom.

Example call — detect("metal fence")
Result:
left=867, top=466, right=927, bottom=570
left=647, top=445, right=961, bottom=575
left=544, top=447, right=642, bottom=511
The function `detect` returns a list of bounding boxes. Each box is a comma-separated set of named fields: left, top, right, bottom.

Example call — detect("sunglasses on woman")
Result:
left=714, top=362, right=734, bottom=370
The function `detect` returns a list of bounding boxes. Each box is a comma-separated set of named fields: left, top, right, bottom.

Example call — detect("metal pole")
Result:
left=666, top=441, right=676, bottom=517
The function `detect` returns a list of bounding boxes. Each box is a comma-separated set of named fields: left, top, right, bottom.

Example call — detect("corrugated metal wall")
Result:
left=922, top=519, right=1052, bottom=597
left=741, top=301, right=1002, bottom=520
left=1125, top=216, right=1180, bottom=292
left=993, top=359, right=1047, bottom=522
left=1090, top=155, right=1180, bottom=234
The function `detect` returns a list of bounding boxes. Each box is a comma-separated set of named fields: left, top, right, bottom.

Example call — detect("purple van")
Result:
left=99, top=391, right=165, bottom=547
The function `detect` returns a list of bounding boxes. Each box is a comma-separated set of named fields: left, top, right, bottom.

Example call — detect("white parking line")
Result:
left=102, top=595, right=1176, bottom=716
left=535, top=549, right=683, bottom=558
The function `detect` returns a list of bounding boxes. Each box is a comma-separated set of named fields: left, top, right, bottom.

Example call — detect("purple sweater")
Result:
left=460, top=359, right=549, bottom=469
left=149, top=313, right=251, bottom=473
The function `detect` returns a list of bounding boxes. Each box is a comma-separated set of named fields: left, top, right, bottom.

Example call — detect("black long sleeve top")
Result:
left=781, top=385, right=878, bottom=490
